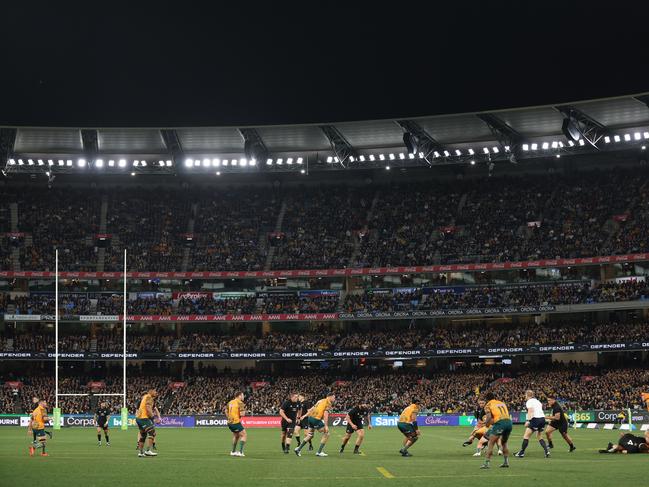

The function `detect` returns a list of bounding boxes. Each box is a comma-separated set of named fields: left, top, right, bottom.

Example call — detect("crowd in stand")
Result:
left=2, top=320, right=647, bottom=353
left=2, top=168, right=649, bottom=272
left=2, top=279, right=648, bottom=317
left=2, top=364, right=648, bottom=415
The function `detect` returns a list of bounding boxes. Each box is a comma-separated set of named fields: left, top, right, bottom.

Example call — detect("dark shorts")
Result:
left=136, top=418, right=154, bottom=433
left=487, top=419, right=513, bottom=443
left=281, top=420, right=297, bottom=433
left=307, top=417, right=325, bottom=430
left=397, top=421, right=416, bottom=436
left=549, top=420, right=568, bottom=434
left=97, top=419, right=108, bottom=429
left=299, top=418, right=309, bottom=429
left=228, top=423, right=245, bottom=433
left=33, top=429, right=46, bottom=439
left=528, top=417, right=546, bottom=432
left=346, top=423, right=364, bottom=434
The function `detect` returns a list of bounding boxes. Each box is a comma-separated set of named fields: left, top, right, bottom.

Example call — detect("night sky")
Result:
left=1, top=2, right=648, bottom=126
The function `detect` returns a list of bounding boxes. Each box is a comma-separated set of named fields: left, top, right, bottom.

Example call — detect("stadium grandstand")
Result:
left=3, top=94, right=649, bottom=480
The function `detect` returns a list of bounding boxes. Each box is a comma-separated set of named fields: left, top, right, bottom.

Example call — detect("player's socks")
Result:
left=296, top=436, right=301, bottom=446
left=281, top=441, right=285, bottom=451
left=548, top=440, right=554, bottom=449
left=239, top=441, right=245, bottom=453
left=353, top=446, right=360, bottom=454
left=231, top=442, right=238, bottom=453
left=569, top=443, right=576, bottom=452
left=339, top=444, right=345, bottom=453
left=105, top=434, right=110, bottom=443
left=98, top=434, right=101, bottom=442
left=520, top=438, right=529, bottom=452
left=480, top=460, right=490, bottom=469
left=539, top=439, right=549, bottom=455
left=317, top=443, right=325, bottom=454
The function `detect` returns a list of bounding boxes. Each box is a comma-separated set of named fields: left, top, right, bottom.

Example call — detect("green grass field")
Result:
left=0, top=426, right=645, bottom=487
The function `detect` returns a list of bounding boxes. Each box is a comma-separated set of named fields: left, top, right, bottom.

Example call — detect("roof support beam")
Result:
left=319, top=125, right=357, bottom=167
left=0, top=128, right=17, bottom=165
left=476, top=113, right=525, bottom=162
left=238, top=128, right=268, bottom=163
left=395, top=120, right=445, bottom=165
left=80, top=129, right=98, bottom=161
left=555, top=105, right=608, bottom=148
left=160, top=129, right=184, bottom=166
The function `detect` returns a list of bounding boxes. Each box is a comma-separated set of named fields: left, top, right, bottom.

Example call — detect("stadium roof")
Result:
left=3, top=92, right=649, bottom=175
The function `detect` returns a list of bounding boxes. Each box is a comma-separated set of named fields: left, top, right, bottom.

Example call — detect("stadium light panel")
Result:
left=66, top=160, right=73, bottom=167
left=551, top=141, right=558, bottom=149
left=613, top=135, right=621, bottom=142
left=133, top=160, right=140, bottom=167
left=482, top=147, right=489, bottom=154
left=385, top=165, right=390, bottom=170
left=37, top=159, right=44, bottom=166
left=193, top=159, right=200, bottom=166
left=635, top=132, right=641, bottom=140
left=57, top=160, right=64, bottom=166
left=231, top=159, right=238, bottom=166
left=222, top=160, right=229, bottom=166
left=470, top=160, right=475, bottom=165
left=47, top=159, right=53, bottom=166
left=250, top=158, right=257, bottom=166
left=96, top=159, right=104, bottom=168
left=644, top=132, right=649, bottom=139
left=578, top=139, right=585, bottom=146
left=8, top=158, right=15, bottom=164
left=443, top=150, right=450, bottom=157
left=643, top=145, right=646, bottom=150
left=349, top=156, right=355, bottom=162
left=433, top=151, right=440, bottom=158
left=399, top=153, right=405, bottom=160
left=389, top=153, right=395, bottom=160
left=45, top=171, right=50, bottom=176
left=276, top=158, right=283, bottom=165
left=202, top=158, right=210, bottom=167
left=604, top=136, right=611, bottom=143
left=624, top=134, right=631, bottom=142
left=118, top=159, right=126, bottom=167
left=558, top=141, right=564, bottom=148
left=556, top=154, right=561, bottom=158
left=27, top=159, right=34, bottom=165
left=531, top=143, right=538, bottom=150
left=216, top=171, right=221, bottom=176
left=286, top=158, right=293, bottom=165
left=108, top=160, right=115, bottom=167
left=379, top=154, right=385, bottom=161
left=184, top=158, right=193, bottom=168
left=267, top=158, right=274, bottom=165
left=567, top=140, right=575, bottom=147
left=455, top=150, right=461, bottom=156
left=77, top=158, right=86, bottom=167
left=212, top=159, right=220, bottom=167
left=504, top=145, right=510, bottom=152
left=141, top=161, right=147, bottom=167
left=300, top=169, right=305, bottom=174
left=418, top=152, right=424, bottom=159
left=158, top=160, right=164, bottom=166
left=130, top=172, right=135, bottom=176
left=468, top=148, right=475, bottom=155
left=238, top=158, right=247, bottom=166
left=492, top=146, right=499, bottom=153
left=166, top=160, right=172, bottom=167
left=359, top=155, right=365, bottom=162
left=522, top=144, right=529, bottom=151
left=409, top=153, right=415, bottom=159
left=369, top=154, right=375, bottom=161
left=334, top=157, right=339, bottom=163
left=542, top=142, right=549, bottom=150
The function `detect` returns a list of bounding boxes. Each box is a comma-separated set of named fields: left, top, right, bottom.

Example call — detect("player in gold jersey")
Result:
left=226, top=392, right=247, bottom=457
left=480, top=392, right=512, bottom=469
left=136, top=389, right=160, bottom=457
left=294, top=392, right=335, bottom=457
left=397, top=398, right=421, bottom=457
left=28, top=400, right=50, bottom=457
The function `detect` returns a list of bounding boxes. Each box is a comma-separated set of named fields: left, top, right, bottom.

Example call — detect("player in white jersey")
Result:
left=514, top=390, right=550, bottom=458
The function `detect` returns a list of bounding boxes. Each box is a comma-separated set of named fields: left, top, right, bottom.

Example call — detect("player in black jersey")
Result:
left=280, top=392, right=301, bottom=453
left=339, top=403, right=372, bottom=454
left=295, top=394, right=313, bottom=451
left=544, top=397, right=575, bottom=452
left=599, top=432, right=649, bottom=453
left=94, top=402, right=111, bottom=446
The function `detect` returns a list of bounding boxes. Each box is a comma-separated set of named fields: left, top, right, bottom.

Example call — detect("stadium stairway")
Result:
left=96, top=195, right=109, bottom=272
left=350, top=191, right=380, bottom=266
left=181, top=203, right=198, bottom=272
left=264, top=199, right=287, bottom=271
left=9, top=202, right=20, bottom=270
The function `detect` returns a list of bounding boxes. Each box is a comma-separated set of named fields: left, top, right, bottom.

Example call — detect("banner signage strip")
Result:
left=0, top=252, right=646, bottom=280
left=1, top=340, right=647, bottom=361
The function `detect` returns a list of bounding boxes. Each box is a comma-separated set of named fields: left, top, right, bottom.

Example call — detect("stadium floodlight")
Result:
left=231, top=159, right=238, bottom=166
left=433, top=151, right=440, bottom=158
left=359, top=155, right=365, bottom=162
left=482, top=147, right=489, bottom=154
left=108, top=160, right=115, bottom=167
left=334, top=157, right=339, bottom=163
left=37, top=159, right=44, bottom=166
left=399, top=153, right=405, bottom=160
left=96, top=159, right=104, bottom=168
left=166, top=160, right=172, bottom=167
left=408, top=153, right=415, bottom=159
left=326, top=156, right=333, bottom=163
left=504, top=145, right=510, bottom=152
left=57, top=159, right=64, bottom=166
left=27, top=159, right=34, bottom=165
left=604, top=136, right=611, bottom=143
left=389, top=153, right=395, bottom=160
left=567, top=140, right=575, bottom=147
left=276, top=158, right=283, bottom=165
left=286, top=158, right=293, bottom=165
left=184, top=158, right=193, bottom=168
left=492, top=146, right=499, bottom=153
left=300, top=169, right=305, bottom=174
left=66, top=160, right=73, bottom=167
left=470, top=160, right=476, bottom=165
left=578, top=139, right=585, bottom=146
left=418, top=152, right=424, bottom=159
left=522, top=144, right=529, bottom=151
left=613, top=135, right=621, bottom=142
left=133, top=160, right=140, bottom=167
left=130, top=172, right=135, bottom=176
left=558, top=141, right=564, bottom=148
left=541, top=142, right=549, bottom=150
left=17, top=159, right=23, bottom=165
left=379, top=154, right=385, bottom=161
left=455, top=150, right=461, bottom=156
left=77, top=158, right=86, bottom=167
left=216, top=171, right=221, bottom=176
left=468, top=148, right=475, bottom=155
left=531, top=143, right=538, bottom=150
left=643, top=145, right=647, bottom=150
left=240, top=158, right=248, bottom=166
left=45, top=171, right=50, bottom=176
left=369, top=154, right=375, bottom=161
left=193, top=159, right=200, bottom=166
left=141, top=161, right=147, bottom=167
left=443, top=150, right=450, bottom=157
left=222, top=159, right=229, bottom=166
left=202, top=158, right=210, bottom=167
left=551, top=141, right=558, bottom=149
left=47, top=159, right=54, bottom=166
left=250, top=158, right=257, bottom=166
left=267, top=158, right=274, bottom=165
left=212, top=158, right=220, bottom=167
left=158, top=160, right=164, bottom=166
left=556, top=154, right=561, bottom=158
left=644, top=132, right=649, bottom=139
left=385, top=165, right=390, bottom=170
left=118, top=159, right=126, bottom=168
left=349, top=156, right=355, bottom=162
left=624, top=134, right=632, bottom=142
left=634, top=132, right=641, bottom=141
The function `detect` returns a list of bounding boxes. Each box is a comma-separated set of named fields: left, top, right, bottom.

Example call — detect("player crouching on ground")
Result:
left=397, top=397, right=421, bottom=457
left=28, top=399, right=50, bottom=457
left=599, top=431, right=649, bottom=454
left=136, top=389, right=160, bottom=457
left=226, top=392, right=247, bottom=457
left=295, top=392, right=335, bottom=457
left=340, top=402, right=372, bottom=454
left=463, top=399, right=502, bottom=457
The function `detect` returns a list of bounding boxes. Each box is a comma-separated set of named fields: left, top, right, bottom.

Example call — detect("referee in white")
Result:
left=514, top=390, right=550, bottom=458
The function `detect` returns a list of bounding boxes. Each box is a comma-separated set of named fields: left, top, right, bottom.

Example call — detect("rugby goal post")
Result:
left=52, top=249, right=129, bottom=430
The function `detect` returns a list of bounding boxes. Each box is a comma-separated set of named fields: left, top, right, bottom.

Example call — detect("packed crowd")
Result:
left=2, top=364, right=647, bottom=415
left=2, top=168, right=649, bottom=272
left=2, top=280, right=648, bottom=317
left=2, top=320, right=647, bottom=353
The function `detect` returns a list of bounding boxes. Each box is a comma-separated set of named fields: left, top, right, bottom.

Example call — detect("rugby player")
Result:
left=294, top=392, right=335, bottom=457
left=397, top=397, right=420, bottom=457
left=544, top=396, right=575, bottom=452
left=480, top=392, right=512, bottom=469
left=95, top=401, right=111, bottom=446
left=226, top=391, right=247, bottom=457
left=339, top=402, right=372, bottom=454
left=294, top=394, right=313, bottom=451
left=599, top=431, right=649, bottom=454
left=136, top=389, right=159, bottom=457
left=642, top=392, right=649, bottom=411
left=279, top=392, right=301, bottom=454
left=28, top=399, right=50, bottom=457
left=514, top=390, right=550, bottom=458
left=463, top=399, right=487, bottom=455
left=30, top=397, right=52, bottom=443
